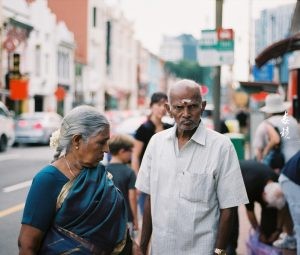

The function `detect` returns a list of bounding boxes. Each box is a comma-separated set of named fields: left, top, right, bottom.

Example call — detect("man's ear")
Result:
left=201, top=100, right=207, bottom=115
left=165, top=103, right=173, bottom=118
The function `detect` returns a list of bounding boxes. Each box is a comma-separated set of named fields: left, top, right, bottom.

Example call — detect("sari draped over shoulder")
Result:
left=39, top=164, right=128, bottom=254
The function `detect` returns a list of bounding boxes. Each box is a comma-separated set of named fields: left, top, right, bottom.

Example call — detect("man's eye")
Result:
left=190, top=105, right=199, bottom=109
left=174, top=106, right=183, bottom=111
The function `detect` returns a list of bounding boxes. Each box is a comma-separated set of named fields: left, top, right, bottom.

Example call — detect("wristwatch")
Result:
left=214, top=248, right=227, bottom=255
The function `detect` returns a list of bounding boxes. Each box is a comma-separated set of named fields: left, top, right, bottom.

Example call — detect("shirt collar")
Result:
left=166, top=121, right=207, bottom=146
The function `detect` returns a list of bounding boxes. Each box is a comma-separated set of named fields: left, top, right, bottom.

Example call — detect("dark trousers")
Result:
left=226, top=206, right=278, bottom=254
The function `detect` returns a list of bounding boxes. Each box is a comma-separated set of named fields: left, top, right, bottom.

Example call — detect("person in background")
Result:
left=253, top=93, right=300, bottom=166
left=136, top=79, right=248, bottom=255
left=227, top=160, right=296, bottom=254
left=278, top=150, right=300, bottom=251
left=235, top=107, right=249, bottom=136
left=18, top=105, right=141, bottom=255
left=131, top=92, right=172, bottom=215
left=107, top=134, right=138, bottom=239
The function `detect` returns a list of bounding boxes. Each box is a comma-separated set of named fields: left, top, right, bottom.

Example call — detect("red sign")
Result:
left=217, top=28, right=234, bottom=40
left=3, top=38, right=16, bottom=52
left=200, top=85, right=209, bottom=96
left=10, top=79, right=28, bottom=100
left=55, top=87, right=66, bottom=101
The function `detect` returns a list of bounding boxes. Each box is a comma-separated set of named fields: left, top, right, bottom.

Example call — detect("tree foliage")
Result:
left=164, top=60, right=211, bottom=84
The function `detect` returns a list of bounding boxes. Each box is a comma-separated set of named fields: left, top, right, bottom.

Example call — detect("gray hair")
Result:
left=168, top=79, right=202, bottom=103
left=264, top=182, right=286, bottom=210
left=52, top=105, right=109, bottom=161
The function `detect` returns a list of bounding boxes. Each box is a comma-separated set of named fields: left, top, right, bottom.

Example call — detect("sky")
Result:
left=118, top=0, right=297, bottom=55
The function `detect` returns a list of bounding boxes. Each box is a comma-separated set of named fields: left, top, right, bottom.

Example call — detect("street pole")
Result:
left=213, top=0, right=223, bottom=132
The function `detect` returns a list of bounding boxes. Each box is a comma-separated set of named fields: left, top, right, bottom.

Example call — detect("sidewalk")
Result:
left=237, top=205, right=296, bottom=255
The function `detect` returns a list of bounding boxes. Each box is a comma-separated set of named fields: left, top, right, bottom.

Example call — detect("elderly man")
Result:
left=135, top=79, right=249, bottom=255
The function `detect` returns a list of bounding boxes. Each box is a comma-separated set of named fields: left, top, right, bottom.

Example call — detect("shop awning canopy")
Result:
left=239, top=81, right=279, bottom=94
left=255, top=33, right=300, bottom=68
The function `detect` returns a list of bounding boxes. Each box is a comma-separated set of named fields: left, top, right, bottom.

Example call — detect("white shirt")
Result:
left=253, top=115, right=300, bottom=162
left=136, top=122, right=249, bottom=255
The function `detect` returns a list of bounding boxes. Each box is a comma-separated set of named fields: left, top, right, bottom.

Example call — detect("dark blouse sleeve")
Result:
left=21, top=170, right=65, bottom=232
left=134, top=124, right=147, bottom=143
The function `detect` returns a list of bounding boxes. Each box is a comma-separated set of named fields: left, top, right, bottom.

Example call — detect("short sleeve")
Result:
left=134, top=125, right=147, bottom=142
left=128, top=169, right=136, bottom=190
left=216, top=141, right=249, bottom=209
left=135, top=136, right=155, bottom=194
left=21, top=170, right=66, bottom=232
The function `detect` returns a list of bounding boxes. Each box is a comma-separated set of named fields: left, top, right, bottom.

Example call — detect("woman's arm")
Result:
left=262, top=123, right=280, bottom=157
left=128, top=188, right=138, bottom=231
left=131, top=140, right=144, bottom=175
left=18, top=224, right=44, bottom=255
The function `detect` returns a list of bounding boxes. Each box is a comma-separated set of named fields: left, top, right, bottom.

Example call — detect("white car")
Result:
left=0, top=101, right=15, bottom=152
left=15, top=112, right=62, bottom=145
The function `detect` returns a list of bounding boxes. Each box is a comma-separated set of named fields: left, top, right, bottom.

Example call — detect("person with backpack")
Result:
left=253, top=93, right=300, bottom=172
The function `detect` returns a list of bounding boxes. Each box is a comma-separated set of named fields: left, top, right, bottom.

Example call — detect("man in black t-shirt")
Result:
left=241, top=160, right=280, bottom=240
left=227, top=160, right=286, bottom=254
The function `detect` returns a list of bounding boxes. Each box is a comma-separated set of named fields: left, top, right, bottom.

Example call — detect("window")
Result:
left=93, top=7, right=97, bottom=27
left=35, top=45, right=41, bottom=76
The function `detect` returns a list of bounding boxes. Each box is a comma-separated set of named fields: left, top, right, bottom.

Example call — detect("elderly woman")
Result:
left=18, top=105, right=140, bottom=255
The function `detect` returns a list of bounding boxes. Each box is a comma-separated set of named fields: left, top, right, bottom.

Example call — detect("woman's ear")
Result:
left=72, top=134, right=82, bottom=149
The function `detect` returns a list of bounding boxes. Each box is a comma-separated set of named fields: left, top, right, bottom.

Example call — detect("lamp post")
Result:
left=213, top=0, right=223, bottom=132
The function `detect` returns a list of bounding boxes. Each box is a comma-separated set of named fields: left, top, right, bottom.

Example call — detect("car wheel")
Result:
left=0, top=135, right=8, bottom=152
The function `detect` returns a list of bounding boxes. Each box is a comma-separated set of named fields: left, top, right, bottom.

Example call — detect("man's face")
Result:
left=167, top=89, right=206, bottom=132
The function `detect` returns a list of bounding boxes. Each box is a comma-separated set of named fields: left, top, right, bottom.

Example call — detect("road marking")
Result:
left=3, top=180, right=32, bottom=193
left=0, top=203, right=25, bottom=218
left=0, top=154, right=19, bottom=162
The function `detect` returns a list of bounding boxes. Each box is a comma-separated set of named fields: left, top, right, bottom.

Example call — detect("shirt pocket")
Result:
left=180, top=171, right=214, bottom=203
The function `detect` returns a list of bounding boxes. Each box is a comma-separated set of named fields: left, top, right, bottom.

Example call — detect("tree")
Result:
left=164, top=60, right=211, bottom=85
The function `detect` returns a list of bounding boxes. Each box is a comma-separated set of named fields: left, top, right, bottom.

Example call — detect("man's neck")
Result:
left=176, top=127, right=197, bottom=149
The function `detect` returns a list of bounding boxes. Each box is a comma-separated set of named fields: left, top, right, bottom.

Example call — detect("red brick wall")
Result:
left=48, top=0, right=88, bottom=64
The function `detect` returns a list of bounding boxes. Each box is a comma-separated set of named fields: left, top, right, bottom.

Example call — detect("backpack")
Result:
left=262, top=123, right=285, bottom=170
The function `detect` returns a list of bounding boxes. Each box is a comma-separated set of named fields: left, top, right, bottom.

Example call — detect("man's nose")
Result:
left=182, top=106, right=191, bottom=117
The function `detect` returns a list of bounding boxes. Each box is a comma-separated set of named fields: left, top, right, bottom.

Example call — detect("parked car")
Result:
left=14, top=112, right=62, bottom=145
left=0, top=101, right=15, bottom=152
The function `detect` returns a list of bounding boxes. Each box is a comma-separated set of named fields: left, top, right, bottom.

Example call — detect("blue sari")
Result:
left=38, top=164, right=128, bottom=254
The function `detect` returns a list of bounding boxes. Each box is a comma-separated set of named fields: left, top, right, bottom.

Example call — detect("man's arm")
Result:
left=246, top=209, right=259, bottom=230
left=214, top=207, right=235, bottom=253
left=139, top=194, right=152, bottom=255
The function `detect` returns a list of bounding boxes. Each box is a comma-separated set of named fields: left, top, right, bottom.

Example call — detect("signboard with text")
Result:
left=198, top=28, right=234, bottom=66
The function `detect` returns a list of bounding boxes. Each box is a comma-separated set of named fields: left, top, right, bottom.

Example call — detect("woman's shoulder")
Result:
left=34, top=165, right=68, bottom=184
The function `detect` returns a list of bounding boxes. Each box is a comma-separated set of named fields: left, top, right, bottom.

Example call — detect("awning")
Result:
left=255, top=33, right=300, bottom=68
left=239, top=81, right=279, bottom=94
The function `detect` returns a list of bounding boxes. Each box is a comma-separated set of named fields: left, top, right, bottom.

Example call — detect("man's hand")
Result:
left=259, top=232, right=268, bottom=244
left=267, top=230, right=280, bottom=244
left=132, top=240, right=143, bottom=255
